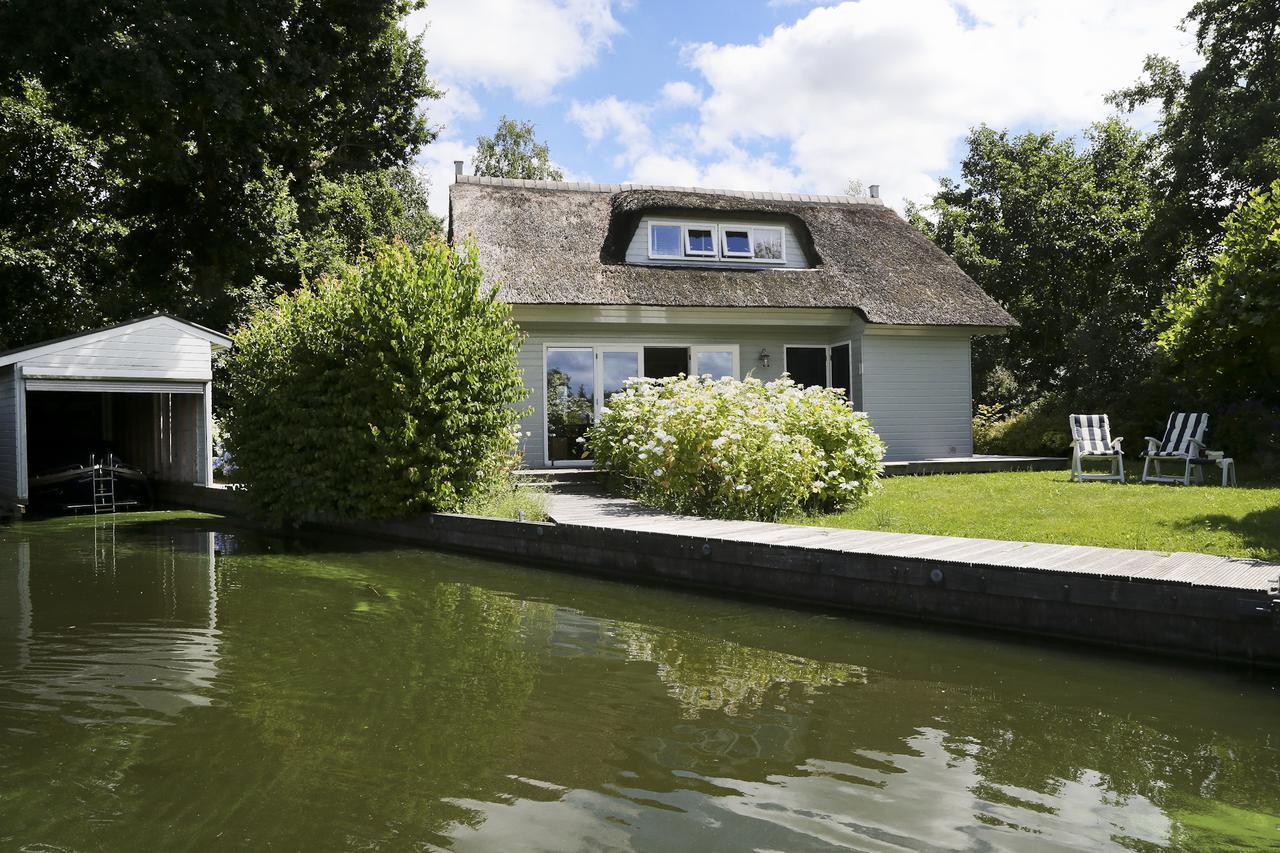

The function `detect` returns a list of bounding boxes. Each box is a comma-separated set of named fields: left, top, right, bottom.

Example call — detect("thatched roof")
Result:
left=449, top=176, right=1016, bottom=327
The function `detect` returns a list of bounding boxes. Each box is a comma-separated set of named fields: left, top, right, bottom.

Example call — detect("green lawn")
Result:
left=794, top=469, right=1280, bottom=560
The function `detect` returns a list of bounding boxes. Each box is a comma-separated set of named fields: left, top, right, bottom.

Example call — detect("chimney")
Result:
left=869, top=184, right=880, bottom=199
left=454, top=160, right=464, bottom=179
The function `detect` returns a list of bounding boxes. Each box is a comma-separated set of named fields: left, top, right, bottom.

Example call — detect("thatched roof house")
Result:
left=450, top=177, right=1014, bottom=327
left=448, top=176, right=1014, bottom=465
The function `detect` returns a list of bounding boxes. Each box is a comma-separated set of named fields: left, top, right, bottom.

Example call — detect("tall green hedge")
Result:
left=224, top=240, right=526, bottom=523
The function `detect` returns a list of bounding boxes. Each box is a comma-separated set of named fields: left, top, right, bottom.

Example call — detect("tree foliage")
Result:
left=1110, top=0, right=1280, bottom=273
left=223, top=240, right=527, bottom=524
left=473, top=116, right=564, bottom=180
left=909, top=120, right=1155, bottom=404
left=0, top=0, right=441, bottom=348
left=0, top=80, right=128, bottom=346
left=1157, top=179, right=1280, bottom=403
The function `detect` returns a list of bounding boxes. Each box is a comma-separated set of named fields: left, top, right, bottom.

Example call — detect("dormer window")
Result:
left=721, top=228, right=752, bottom=257
left=646, top=220, right=788, bottom=263
left=684, top=225, right=717, bottom=256
left=649, top=223, right=681, bottom=258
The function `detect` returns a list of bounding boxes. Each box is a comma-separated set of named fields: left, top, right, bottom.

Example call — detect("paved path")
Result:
left=547, top=492, right=1280, bottom=593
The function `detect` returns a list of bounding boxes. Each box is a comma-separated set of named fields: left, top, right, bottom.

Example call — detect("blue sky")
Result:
left=404, top=1, right=1199, bottom=217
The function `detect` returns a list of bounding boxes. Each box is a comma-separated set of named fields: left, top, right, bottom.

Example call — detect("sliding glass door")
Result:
left=546, top=347, right=595, bottom=464
left=546, top=346, right=643, bottom=465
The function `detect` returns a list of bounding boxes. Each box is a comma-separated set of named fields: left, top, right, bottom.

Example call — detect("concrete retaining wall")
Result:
left=157, top=484, right=1280, bottom=668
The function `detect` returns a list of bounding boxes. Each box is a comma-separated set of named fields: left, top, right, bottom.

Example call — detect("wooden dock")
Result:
left=546, top=493, right=1278, bottom=594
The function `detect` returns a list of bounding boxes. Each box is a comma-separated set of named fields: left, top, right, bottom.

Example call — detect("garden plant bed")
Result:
left=793, top=470, right=1280, bottom=561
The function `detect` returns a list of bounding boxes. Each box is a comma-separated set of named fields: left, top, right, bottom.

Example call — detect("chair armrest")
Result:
left=1188, top=437, right=1206, bottom=454
left=1111, top=436, right=1124, bottom=450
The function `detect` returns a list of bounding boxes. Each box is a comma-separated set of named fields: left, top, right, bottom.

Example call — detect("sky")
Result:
left=402, top=0, right=1201, bottom=218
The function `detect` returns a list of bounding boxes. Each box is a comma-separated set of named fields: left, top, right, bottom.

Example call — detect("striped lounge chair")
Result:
left=1141, top=412, right=1209, bottom=485
left=1069, top=414, right=1125, bottom=482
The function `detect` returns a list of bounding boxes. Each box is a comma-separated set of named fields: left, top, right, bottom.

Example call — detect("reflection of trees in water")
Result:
left=613, top=622, right=864, bottom=719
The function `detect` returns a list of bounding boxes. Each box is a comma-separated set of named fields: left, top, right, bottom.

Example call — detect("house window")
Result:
left=721, top=227, right=752, bottom=257
left=684, top=225, right=716, bottom=256
left=645, top=220, right=786, bottom=264
left=752, top=226, right=784, bottom=261
left=649, top=223, right=681, bottom=258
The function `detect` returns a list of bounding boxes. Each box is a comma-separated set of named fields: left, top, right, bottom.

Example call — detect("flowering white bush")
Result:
left=586, top=375, right=885, bottom=521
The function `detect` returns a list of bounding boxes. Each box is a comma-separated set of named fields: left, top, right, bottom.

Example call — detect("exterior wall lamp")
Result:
left=758, top=348, right=771, bottom=369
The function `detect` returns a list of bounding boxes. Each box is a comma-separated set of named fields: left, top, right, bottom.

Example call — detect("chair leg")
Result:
left=1117, top=453, right=1125, bottom=483
left=1141, top=455, right=1151, bottom=483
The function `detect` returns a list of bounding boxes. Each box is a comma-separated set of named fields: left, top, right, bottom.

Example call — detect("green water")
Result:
left=1, top=514, right=1277, bottom=851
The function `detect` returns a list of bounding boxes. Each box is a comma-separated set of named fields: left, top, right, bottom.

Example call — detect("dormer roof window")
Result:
left=647, top=220, right=787, bottom=264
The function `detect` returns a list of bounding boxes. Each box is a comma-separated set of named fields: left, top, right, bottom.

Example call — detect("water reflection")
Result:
left=0, top=518, right=220, bottom=722
left=0, top=515, right=1277, bottom=851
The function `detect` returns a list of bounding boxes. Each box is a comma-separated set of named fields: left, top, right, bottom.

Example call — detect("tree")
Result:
left=473, top=116, right=564, bottom=180
left=0, top=0, right=440, bottom=345
left=909, top=121, right=1156, bottom=405
left=1110, top=0, right=1280, bottom=275
left=1157, top=179, right=1280, bottom=403
left=224, top=240, right=527, bottom=524
left=0, top=80, right=127, bottom=347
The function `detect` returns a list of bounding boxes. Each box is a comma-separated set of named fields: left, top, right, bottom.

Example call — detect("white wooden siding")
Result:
left=0, top=366, right=18, bottom=502
left=861, top=331, right=973, bottom=461
left=515, top=320, right=852, bottom=467
left=624, top=215, right=809, bottom=269
left=17, top=324, right=214, bottom=382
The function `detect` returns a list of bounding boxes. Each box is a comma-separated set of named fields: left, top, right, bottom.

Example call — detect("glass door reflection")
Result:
left=546, top=347, right=595, bottom=464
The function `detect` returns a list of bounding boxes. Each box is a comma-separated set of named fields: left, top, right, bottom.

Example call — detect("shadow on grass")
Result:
left=1174, top=504, right=1280, bottom=562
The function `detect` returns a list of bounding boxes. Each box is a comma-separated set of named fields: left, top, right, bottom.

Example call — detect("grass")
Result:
left=792, top=468, right=1280, bottom=560
left=459, top=480, right=550, bottom=522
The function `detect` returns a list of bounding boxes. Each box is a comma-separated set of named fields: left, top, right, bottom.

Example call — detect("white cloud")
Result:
left=659, top=81, right=702, bottom=108
left=682, top=0, right=1198, bottom=205
left=406, top=0, right=622, bottom=102
left=404, top=0, right=626, bottom=216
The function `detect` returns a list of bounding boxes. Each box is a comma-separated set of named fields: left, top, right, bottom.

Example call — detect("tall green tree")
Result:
left=909, top=120, right=1155, bottom=404
left=473, top=116, right=564, bottom=180
left=1110, top=0, right=1280, bottom=275
left=0, top=0, right=440, bottom=347
left=0, top=81, right=128, bottom=346
left=1157, top=179, right=1280, bottom=403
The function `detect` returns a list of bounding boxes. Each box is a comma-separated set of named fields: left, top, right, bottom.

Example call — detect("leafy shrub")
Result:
left=975, top=397, right=1070, bottom=457
left=224, top=240, right=526, bottom=524
left=586, top=375, right=884, bottom=521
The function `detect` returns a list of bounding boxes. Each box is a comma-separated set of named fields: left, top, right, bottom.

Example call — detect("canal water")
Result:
left=1, top=513, right=1277, bottom=851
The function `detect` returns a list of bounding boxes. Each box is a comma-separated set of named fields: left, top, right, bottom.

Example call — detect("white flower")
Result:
left=712, top=436, right=728, bottom=448
left=653, top=467, right=664, bottom=476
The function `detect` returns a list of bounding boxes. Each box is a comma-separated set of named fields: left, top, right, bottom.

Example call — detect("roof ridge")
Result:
left=454, top=175, right=885, bottom=207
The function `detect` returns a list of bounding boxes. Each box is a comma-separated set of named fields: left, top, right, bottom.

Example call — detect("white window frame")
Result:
left=645, top=220, right=787, bottom=264
left=690, top=345, right=740, bottom=379
left=682, top=223, right=718, bottom=257
left=540, top=343, right=740, bottom=465
left=647, top=221, right=683, bottom=260
left=829, top=339, right=854, bottom=403
left=720, top=225, right=753, bottom=258
left=783, top=341, right=853, bottom=402
left=747, top=225, right=787, bottom=264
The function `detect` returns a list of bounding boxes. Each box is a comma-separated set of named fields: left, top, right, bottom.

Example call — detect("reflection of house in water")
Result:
left=0, top=522, right=221, bottom=720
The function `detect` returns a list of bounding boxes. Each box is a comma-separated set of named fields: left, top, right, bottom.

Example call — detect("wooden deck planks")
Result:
left=546, top=494, right=1279, bottom=592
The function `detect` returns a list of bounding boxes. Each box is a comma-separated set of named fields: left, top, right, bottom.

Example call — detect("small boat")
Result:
left=28, top=453, right=152, bottom=513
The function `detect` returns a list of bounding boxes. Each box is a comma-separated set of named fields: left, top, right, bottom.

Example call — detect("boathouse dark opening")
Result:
left=24, top=390, right=203, bottom=483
